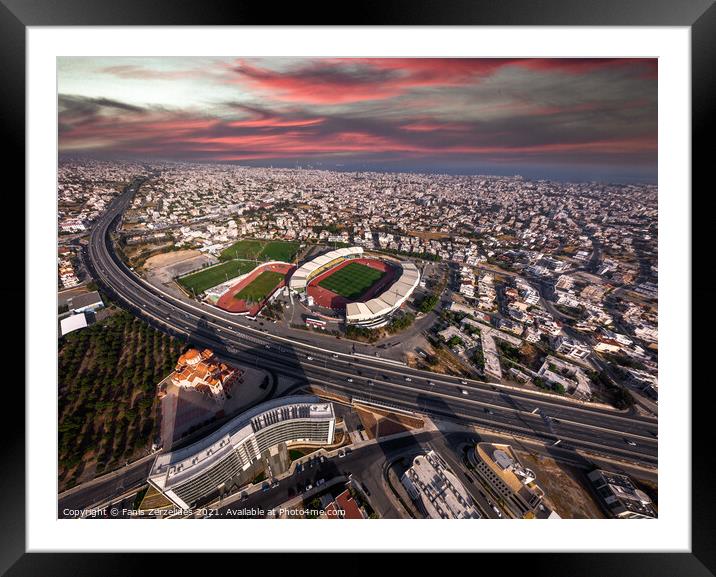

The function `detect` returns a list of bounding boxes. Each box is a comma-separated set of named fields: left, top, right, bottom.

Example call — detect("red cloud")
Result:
left=231, top=61, right=405, bottom=104
left=231, top=59, right=521, bottom=105
left=58, top=68, right=656, bottom=171
left=230, top=58, right=656, bottom=105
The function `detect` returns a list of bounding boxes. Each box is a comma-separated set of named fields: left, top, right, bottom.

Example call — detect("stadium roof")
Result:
left=346, top=261, right=420, bottom=323
left=366, top=298, right=392, bottom=316
left=345, top=302, right=372, bottom=318
left=289, top=246, right=363, bottom=290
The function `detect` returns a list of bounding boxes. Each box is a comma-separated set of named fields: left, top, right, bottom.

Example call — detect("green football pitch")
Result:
left=234, top=271, right=285, bottom=302
left=177, top=260, right=256, bottom=295
left=317, top=262, right=385, bottom=300
left=219, top=239, right=299, bottom=262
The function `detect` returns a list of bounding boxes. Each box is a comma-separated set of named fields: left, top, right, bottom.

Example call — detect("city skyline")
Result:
left=59, top=57, right=657, bottom=182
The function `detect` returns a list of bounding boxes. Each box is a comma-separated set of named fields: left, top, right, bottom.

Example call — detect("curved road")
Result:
left=84, top=179, right=658, bottom=472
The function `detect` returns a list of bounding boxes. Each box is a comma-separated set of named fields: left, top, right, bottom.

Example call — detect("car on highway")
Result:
left=347, top=377, right=354, bottom=383
left=487, top=500, right=502, bottom=517
left=461, top=389, right=469, bottom=395
left=428, top=381, right=435, bottom=386
left=305, top=484, right=313, bottom=491
left=332, top=353, right=339, bottom=358
left=270, top=481, right=280, bottom=489
left=405, top=377, right=412, bottom=382
left=483, top=407, right=494, bottom=414
left=624, top=438, right=638, bottom=447
left=338, top=450, right=346, bottom=458
left=264, top=344, right=270, bottom=349
left=261, top=483, right=270, bottom=492
left=306, top=356, right=313, bottom=361
left=460, top=380, right=468, bottom=385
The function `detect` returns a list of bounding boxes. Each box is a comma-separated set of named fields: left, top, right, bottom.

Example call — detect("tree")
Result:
left=448, top=335, right=463, bottom=348
left=612, top=387, right=635, bottom=409
left=417, top=293, right=439, bottom=313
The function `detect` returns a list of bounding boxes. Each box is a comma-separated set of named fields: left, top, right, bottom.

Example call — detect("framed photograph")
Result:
left=6, top=0, right=711, bottom=573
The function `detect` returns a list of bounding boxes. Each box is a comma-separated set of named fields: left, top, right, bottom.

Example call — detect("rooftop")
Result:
left=149, top=395, right=334, bottom=491
left=402, top=451, right=480, bottom=519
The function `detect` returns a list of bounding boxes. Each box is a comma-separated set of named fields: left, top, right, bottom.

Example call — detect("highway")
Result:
left=84, top=178, right=658, bottom=472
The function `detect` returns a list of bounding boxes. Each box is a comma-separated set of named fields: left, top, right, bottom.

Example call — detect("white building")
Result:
left=60, top=313, right=88, bottom=336
left=459, top=283, right=475, bottom=298
left=587, top=469, right=657, bottom=519
left=401, top=451, right=481, bottom=519
left=537, top=355, right=592, bottom=398
left=555, top=336, right=592, bottom=360
left=148, top=396, right=335, bottom=508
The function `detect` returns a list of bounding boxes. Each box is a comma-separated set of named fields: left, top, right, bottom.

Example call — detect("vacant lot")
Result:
left=511, top=446, right=606, bottom=519
left=219, top=239, right=299, bottom=262
left=143, top=249, right=202, bottom=271
left=318, top=262, right=385, bottom=299
left=235, top=270, right=285, bottom=302
left=177, top=259, right=255, bottom=294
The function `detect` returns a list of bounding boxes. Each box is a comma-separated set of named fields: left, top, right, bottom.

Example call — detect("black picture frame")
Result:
left=5, top=0, right=710, bottom=574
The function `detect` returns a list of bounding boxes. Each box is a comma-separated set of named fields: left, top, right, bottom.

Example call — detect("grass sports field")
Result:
left=177, top=260, right=256, bottom=294
left=219, top=239, right=299, bottom=262
left=234, top=270, right=285, bottom=302
left=261, top=241, right=300, bottom=262
left=317, top=262, right=385, bottom=300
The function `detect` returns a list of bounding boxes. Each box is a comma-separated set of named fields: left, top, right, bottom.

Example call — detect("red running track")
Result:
left=215, top=262, right=295, bottom=315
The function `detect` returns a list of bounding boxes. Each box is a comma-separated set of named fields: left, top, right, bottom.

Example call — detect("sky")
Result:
left=58, top=57, right=657, bottom=182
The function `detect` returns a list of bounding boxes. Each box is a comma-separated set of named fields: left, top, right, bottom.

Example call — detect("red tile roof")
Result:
left=333, top=489, right=364, bottom=519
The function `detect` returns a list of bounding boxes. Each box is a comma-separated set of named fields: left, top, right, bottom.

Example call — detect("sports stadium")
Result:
left=212, top=261, right=295, bottom=317
left=289, top=246, right=420, bottom=328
